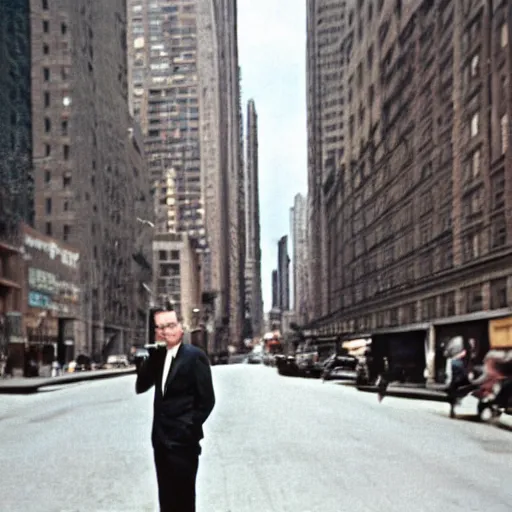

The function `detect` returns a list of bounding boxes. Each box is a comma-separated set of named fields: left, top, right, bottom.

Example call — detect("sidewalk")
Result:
left=0, top=367, right=136, bottom=394
left=355, top=383, right=449, bottom=402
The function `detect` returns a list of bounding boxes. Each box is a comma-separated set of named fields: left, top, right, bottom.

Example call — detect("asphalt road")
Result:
left=0, top=364, right=511, bottom=512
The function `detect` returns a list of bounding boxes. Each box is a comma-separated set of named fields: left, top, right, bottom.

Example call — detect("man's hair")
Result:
left=153, top=307, right=183, bottom=323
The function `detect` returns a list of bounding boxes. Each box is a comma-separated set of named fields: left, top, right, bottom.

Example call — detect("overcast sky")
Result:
left=237, top=0, right=308, bottom=313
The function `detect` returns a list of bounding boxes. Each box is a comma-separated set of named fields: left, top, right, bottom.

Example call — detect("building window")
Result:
left=63, top=173, right=71, bottom=188
left=63, top=200, right=69, bottom=212
left=61, top=23, right=67, bottom=35
left=491, top=214, right=507, bottom=249
left=463, top=284, right=483, bottom=313
left=63, top=225, right=70, bottom=241
left=159, top=250, right=167, bottom=260
left=422, top=297, right=437, bottom=321
left=61, top=120, right=68, bottom=136
left=42, top=0, right=48, bottom=9
left=44, top=170, right=51, bottom=183
left=491, top=171, right=505, bottom=210
left=440, top=292, right=456, bottom=317
left=470, top=112, right=479, bottom=137
left=490, top=278, right=508, bottom=309
left=472, top=149, right=480, bottom=178
left=44, top=118, right=51, bottom=133
left=43, top=44, right=49, bottom=55
left=45, top=222, right=52, bottom=236
left=63, top=145, right=70, bottom=160
left=463, top=232, right=481, bottom=262
left=501, top=23, right=508, bottom=48
left=44, top=91, right=50, bottom=107
left=45, top=144, right=51, bottom=157
left=470, top=53, right=479, bottom=77
left=45, top=197, right=52, bottom=214
left=43, top=20, right=49, bottom=33
left=501, top=114, right=508, bottom=154
left=43, top=67, right=50, bottom=81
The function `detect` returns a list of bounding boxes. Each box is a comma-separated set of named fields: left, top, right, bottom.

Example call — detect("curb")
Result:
left=0, top=368, right=136, bottom=395
left=357, top=385, right=450, bottom=403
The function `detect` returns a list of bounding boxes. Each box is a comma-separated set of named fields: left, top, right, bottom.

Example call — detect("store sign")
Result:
left=29, top=291, right=51, bottom=309
left=24, top=235, right=79, bottom=268
left=28, top=291, right=72, bottom=315
left=28, top=268, right=80, bottom=303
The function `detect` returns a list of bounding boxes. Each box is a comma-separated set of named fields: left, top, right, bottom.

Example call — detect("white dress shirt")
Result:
left=162, top=343, right=181, bottom=394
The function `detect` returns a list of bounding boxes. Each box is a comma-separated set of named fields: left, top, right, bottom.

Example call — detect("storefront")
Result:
left=0, top=238, right=25, bottom=374
left=22, top=225, right=81, bottom=369
left=433, top=309, right=512, bottom=383
left=371, top=324, right=429, bottom=384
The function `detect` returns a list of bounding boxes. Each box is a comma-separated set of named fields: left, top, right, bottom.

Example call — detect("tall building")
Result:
left=306, top=0, right=348, bottom=320
left=128, top=0, right=206, bottom=240
left=129, top=0, right=245, bottom=349
left=291, top=193, right=308, bottom=325
left=271, top=269, right=279, bottom=309
left=31, top=0, right=150, bottom=358
left=305, top=0, right=512, bottom=381
left=197, top=0, right=245, bottom=349
left=277, top=235, right=290, bottom=311
left=244, top=99, right=263, bottom=336
left=0, top=0, right=33, bottom=241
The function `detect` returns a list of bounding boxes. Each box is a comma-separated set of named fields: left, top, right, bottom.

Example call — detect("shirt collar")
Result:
left=167, top=342, right=181, bottom=358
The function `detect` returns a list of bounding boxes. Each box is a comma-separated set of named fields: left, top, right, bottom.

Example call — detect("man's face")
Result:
left=154, top=311, right=183, bottom=348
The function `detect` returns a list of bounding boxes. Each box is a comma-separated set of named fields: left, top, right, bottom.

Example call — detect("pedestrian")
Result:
left=136, top=307, right=215, bottom=512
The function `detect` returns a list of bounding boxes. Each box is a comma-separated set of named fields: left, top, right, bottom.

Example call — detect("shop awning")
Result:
left=342, top=338, right=370, bottom=351
left=372, top=323, right=429, bottom=335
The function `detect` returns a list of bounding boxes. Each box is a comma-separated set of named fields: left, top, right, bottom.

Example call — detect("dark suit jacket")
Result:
left=135, top=343, right=215, bottom=455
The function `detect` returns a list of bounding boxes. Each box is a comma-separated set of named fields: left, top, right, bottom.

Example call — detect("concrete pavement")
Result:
left=0, top=367, right=135, bottom=394
left=355, top=382, right=449, bottom=402
left=0, top=364, right=511, bottom=511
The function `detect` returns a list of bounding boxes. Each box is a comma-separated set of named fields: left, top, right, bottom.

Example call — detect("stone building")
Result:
left=306, top=0, right=512, bottom=382
left=30, top=0, right=151, bottom=360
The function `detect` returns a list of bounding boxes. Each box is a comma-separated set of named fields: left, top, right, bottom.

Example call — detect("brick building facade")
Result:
left=306, top=1, right=512, bottom=375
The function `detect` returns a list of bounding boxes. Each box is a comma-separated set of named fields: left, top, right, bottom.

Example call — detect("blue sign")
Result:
left=28, top=291, right=51, bottom=309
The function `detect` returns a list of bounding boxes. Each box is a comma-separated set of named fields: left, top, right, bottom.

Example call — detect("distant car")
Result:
left=247, top=346, right=263, bottom=364
left=105, top=354, right=130, bottom=369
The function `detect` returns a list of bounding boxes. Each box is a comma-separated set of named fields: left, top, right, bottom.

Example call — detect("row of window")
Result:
left=330, top=276, right=509, bottom=333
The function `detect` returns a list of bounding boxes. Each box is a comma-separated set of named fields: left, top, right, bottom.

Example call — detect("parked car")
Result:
left=322, top=353, right=358, bottom=381
left=276, top=354, right=300, bottom=377
left=247, top=345, right=263, bottom=364
left=104, top=354, right=130, bottom=369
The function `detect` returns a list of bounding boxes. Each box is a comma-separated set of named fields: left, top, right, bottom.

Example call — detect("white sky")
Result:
left=237, top=0, right=308, bottom=312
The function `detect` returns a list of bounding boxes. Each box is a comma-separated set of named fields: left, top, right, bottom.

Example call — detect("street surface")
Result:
left=0, top=364, right=511, bottom=512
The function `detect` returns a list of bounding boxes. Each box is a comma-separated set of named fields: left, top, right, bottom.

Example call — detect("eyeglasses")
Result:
left=155, top=322, right=179, bottom=330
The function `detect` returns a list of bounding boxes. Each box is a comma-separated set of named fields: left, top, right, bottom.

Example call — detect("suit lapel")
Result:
left=163, top=343, right=184, bottom=396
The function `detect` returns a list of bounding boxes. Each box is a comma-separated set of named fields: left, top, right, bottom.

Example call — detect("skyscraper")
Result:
left=128, top=0, right=205, bottom=241
left=0, top=0, right=32, bottom=241
left=277, top=235, right=290, bottom=311
left=129, top=0, right=245, bottom=349
left=291, top=193, right=308, bottom=325
left=244, top=99, right=263, bottom=336
left=271, top=269, right=279, bottom=309
left=31, top=0, right=150, bottom=357
left=306, top=0, right=347, bottom=320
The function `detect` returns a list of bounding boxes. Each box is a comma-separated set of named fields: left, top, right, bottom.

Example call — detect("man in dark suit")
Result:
left=136, top=308, right=215, bottom=512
